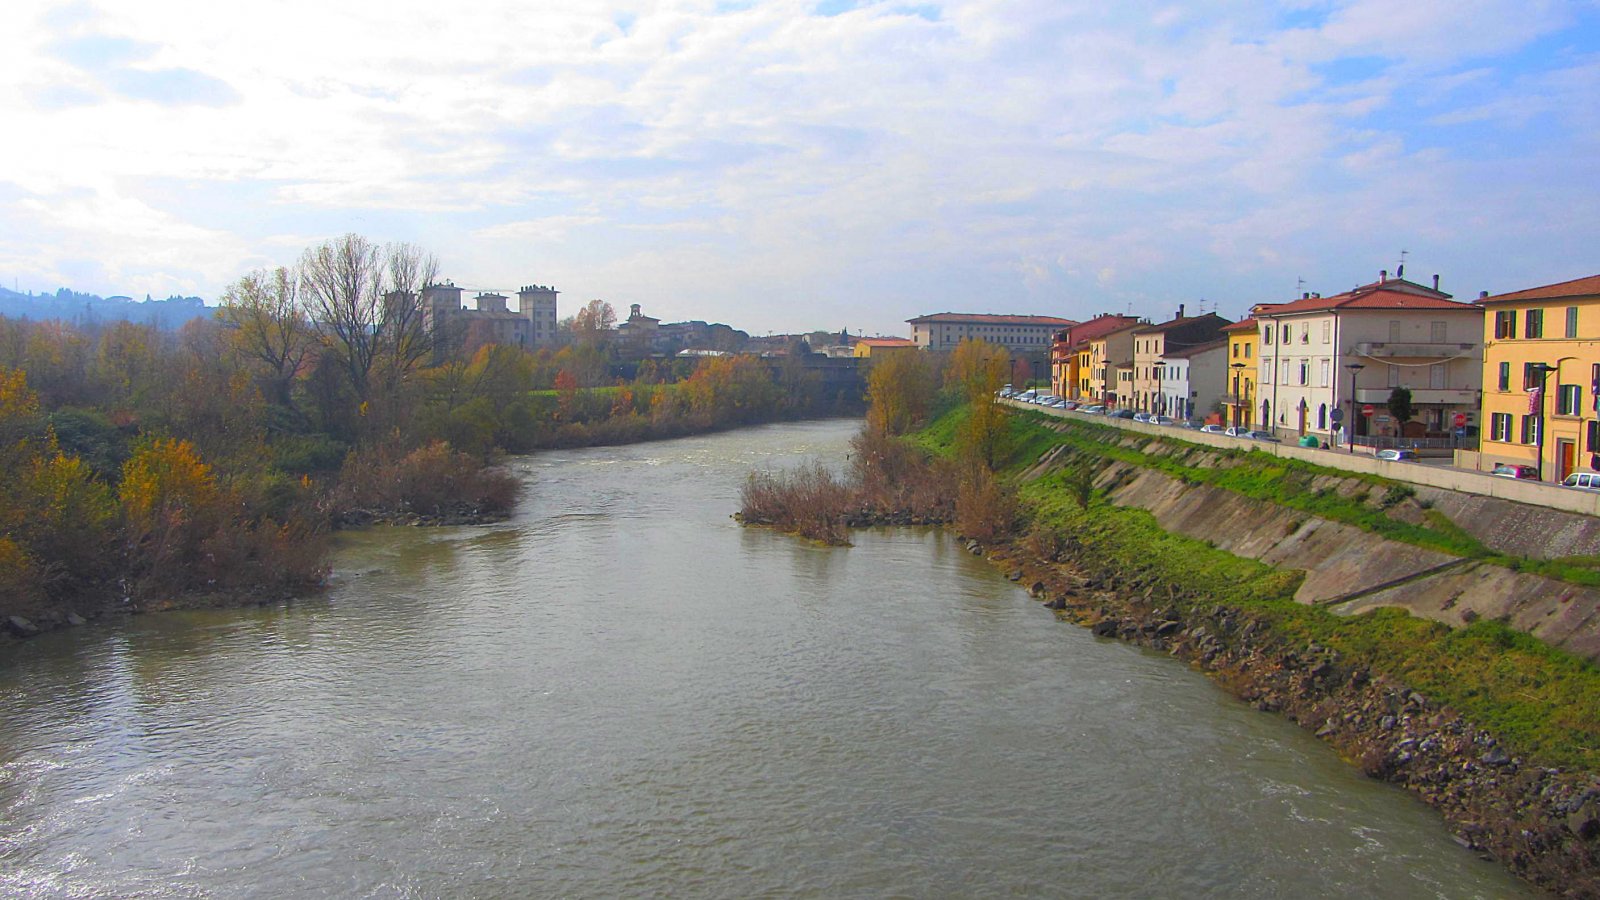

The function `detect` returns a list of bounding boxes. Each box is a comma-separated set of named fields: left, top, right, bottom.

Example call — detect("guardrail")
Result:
left=1002, top=398, right=1600, bottom=517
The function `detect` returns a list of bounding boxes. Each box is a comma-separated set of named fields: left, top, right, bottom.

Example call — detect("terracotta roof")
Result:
left=1263, top=285, right=1472, bottom=316
left=1162, top=337, right=1228, bottom=359
left=1221, top=318, right=1260, bottom=332
left=1480, top=274, right=1600, bottom=304
left=1063, top=314, right=1144, bottom=347
left=908, top=312, right=1077, bottom=326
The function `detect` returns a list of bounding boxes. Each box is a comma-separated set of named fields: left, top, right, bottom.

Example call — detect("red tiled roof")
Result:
left=1064, top=315, right=1145, bottom=349
left=1264, top=285, right=1473, bottom=316
left=908, top=312, right=1077, bottom=326
left=1221, top=318, right=1260, bottom=332
left=1480, top=274, right=1600, bottom=304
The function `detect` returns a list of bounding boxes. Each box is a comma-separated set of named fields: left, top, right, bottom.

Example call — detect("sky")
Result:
left=1, top=1, right=1596, bottom=336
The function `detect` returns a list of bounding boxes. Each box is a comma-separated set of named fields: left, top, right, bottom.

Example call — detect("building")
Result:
left=853, top=338, right=918, bottom=359
left=615, top=303, right=662, bottom=347
left=422, top=282, right=560, bottom=360
left=1050, top=313, right=1143, bottom=399
left=1086, top=321, right=1145, bottom=405
left=1159, top=338, right=1228, bottom=422
left=907, top=313, right=1077, bottom=353
left=1129, top=309, right=1232, bottom=414
left=1477, top=273, right=1600, bottom=481
left=1221, top=318, right=1263, bottom=428
left=1255, top=271, right=1483, bottom=443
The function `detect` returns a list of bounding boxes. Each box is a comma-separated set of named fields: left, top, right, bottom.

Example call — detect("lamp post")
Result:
left=1230, top=363, right=1246, bottom=428
left=1345, top=362, right=1366, bottom=453
left=1530, top=362, right=1557, bottom=481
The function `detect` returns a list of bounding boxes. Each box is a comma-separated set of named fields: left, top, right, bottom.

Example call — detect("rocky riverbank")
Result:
left=964, top=533, right=1600, bottom=898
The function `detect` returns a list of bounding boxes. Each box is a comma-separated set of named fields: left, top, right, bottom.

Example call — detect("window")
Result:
left=1559, top=384, right=1582, bottom=416
left=1244, top=344, right=1251, bottom=358
left=1318, top=404, right=1327, bottom=429
left=1430, top=363, right=1447, bottom=389
left=1521, top=415, right=1540, bottom=445
left=1298, top=362, right=1309, bottom=385
left=1280, top=359, right=1290, bottom=382
left=1389, top=320, right=1402, bottom=341
left=1319, top=359, right=1330, bottom=387
left=1494, top=309, right=1517, bottom=339
left=1498, top=362, right=1510, bottom=391
left=1526, top=308, right=1544, bottom=339
left=1430, top=321, right=1447, bottom=342
left=1491, top=412, right=1514, bottom=442
left=1388, top=364, right=1401, bottom=387
left=1300, top=323, right=1310, bottom=344
left=1321, top=321, right=1331, bottom=343
left=1524, top=362, right=1544, bottom=390
left=1281, top=324, right=1291, bottom=343
left=1588, top=420, right=1599, bottom=453
left=1232, top=342, right=1239, bottom=358
left=1568, top=307, right=1580, bottom=339
left=1263, top=327, right=1273, bottom=345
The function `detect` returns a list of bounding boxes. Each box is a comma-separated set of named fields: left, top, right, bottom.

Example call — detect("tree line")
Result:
left=0, top=234, right=861, bottom=633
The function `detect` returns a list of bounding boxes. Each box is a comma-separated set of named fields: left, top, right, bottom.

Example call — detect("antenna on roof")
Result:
left=1397, top=249, right=1408, bottom=279
left=1295, top=276, right=1305, bottom=296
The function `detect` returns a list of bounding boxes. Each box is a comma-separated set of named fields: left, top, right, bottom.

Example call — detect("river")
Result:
left=0, top=419, right=1538, bottom=898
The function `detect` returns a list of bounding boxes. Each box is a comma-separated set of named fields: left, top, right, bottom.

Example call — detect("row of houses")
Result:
left=1038, top=270, right=1600, bottom=482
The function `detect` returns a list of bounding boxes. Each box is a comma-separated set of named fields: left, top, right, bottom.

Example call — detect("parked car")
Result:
left=1109, top=409, right=1136, bottom=419
left=1151, top=415, right=1176, bottom=426
left=1035, top=394, right=1059, bottom=405
left=1131, top=412, right=1151, bottom=423
left=1048, top=398, right=1069, bottom=408
left=1060, top=401, right=1079, bottom=410
left=1017, top=390, right=1039, bottom=402
left=1246, top=430, right=1281, bottom=442
left=1223, top=426, right=1250, bottom=437
left=1490, top=463, right=1538, bottom=479
left=1080, top=405, right=1106, bottom=415
left=1199, top=424, right=1225, bottom=434
left=1375, top=448, right=1418, bottom=462
left=1562, top=472, right=1600, bottom=492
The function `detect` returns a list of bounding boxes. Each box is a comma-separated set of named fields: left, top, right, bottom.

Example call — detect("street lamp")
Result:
left=1230, top=363, right=1246, bottom=428
left=1345, top=362, right=1366, bottom=453
left=1530, top=362, right=1558, bottom=481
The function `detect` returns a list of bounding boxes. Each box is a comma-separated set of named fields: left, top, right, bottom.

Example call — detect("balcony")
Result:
left=1353, top=341, right=1479, bottom=360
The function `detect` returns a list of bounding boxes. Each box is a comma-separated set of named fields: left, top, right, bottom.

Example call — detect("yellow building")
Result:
left=1479, top=274, right=1600, bottom=481
left=1222, top=319, right=1259, bottom=428
left=853, top=338, right=917, bottom=359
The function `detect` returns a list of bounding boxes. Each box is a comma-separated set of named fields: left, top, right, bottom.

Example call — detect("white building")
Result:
left=1158, top=338, right=1228, bottom=422
left=907, top=312, right=1077, bottom=353
left=1255, top=273, right=1484, bottom=442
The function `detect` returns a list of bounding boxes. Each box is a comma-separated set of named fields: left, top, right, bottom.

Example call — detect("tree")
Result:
left=572, top=299, right=617, bottom=345
left=298, top=234, right=439, bottom=430
left=1387, top=387, right=1415, bottom=426
left=219, top=266, right=313, bottom=410
left=865, top=350, right=935, bottom=436
left=945, top=339, right=1011, bottom=469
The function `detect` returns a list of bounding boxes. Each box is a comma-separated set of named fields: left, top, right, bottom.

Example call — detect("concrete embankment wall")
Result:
left=1030, top=432, right=1600, bottom=662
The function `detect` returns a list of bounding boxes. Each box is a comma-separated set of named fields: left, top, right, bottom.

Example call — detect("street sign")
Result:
left=1361, top=404, right=1375, bottom=417
left=1330, top=408, right=1344, bottom=423
left=1453, top=412, right=1467, bottom=427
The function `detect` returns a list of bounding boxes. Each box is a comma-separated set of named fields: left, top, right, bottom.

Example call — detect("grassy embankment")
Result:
left=915, top=405, right=1600, bottom=772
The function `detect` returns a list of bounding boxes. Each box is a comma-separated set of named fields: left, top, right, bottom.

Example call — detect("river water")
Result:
left=0, top=420, right=1538, bottom=898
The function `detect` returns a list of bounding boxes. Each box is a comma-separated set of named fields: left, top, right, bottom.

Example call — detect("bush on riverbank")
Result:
left=330, top=439, right=522, bottom=524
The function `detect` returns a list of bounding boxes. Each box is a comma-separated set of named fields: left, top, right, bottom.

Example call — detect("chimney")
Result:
left=1480, top=290, right=1489, bottom=300
left=1177, top=303, right=1186, bottom=319
left=1379, top=269, right=1388, bottom=283
left=1433, top=274, right=1440, bottom=291
left=1302, top=292, right=1310, bottom=300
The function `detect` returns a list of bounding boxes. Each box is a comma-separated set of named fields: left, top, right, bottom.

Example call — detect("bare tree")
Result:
left=299, top=234, right=439, bottom=421
left=219, top=266, right=312, bottom=409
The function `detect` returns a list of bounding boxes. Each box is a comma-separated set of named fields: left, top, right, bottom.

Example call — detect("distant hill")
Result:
left=0, top=287, right=209, bottom=330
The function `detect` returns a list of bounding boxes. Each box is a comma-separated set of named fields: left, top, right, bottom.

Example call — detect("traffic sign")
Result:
left=1361, top=405, right=1375, bottom=417
left=1330, top=408, right=1344, bottom=423
left=1453, top=412, right=1467, bottom=427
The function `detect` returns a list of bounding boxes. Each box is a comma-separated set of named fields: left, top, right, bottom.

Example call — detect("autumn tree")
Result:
left=219, top=266, right=313, bottom=410
left=865, top=350, right=935, bottom=436
left=573, top=299, right=617, bottom=342
left=945, top=338, right=1011, bottom=469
